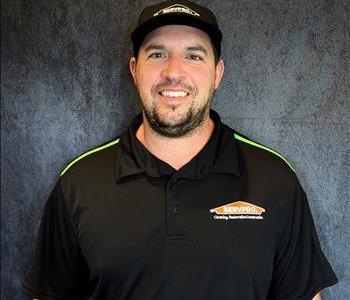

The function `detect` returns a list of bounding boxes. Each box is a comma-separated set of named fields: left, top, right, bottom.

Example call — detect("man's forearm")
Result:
left=313, top=292, right=322, bottom=300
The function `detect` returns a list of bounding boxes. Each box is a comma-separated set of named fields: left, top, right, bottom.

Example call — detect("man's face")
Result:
left=130, top=25, right=224, bottom=137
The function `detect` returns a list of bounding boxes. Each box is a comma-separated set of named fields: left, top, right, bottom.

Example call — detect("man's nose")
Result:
left=160, top=55, right=186, bottom=81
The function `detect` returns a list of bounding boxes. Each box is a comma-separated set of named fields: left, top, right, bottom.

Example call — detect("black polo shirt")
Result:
left=23, top=110, right=337, bottom=300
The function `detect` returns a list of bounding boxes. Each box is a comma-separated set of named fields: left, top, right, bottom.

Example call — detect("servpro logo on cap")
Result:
left=210, top=201, right=266, bottom=220
left=153, top=4, right=200, bottom=17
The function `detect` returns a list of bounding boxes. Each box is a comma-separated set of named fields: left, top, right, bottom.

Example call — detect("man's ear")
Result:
left=129, top=57, right=137, bottom=84
left=214, top=59, right=225, bottom=89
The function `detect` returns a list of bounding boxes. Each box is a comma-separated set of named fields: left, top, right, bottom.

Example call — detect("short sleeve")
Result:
left=22, top=179, right=90, bottom=300
left=269, top=180, right=338, bottom=300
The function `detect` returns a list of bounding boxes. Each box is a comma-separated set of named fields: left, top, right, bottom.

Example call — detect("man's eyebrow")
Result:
left=143, top=44, right=209, bottom=55
left=186, top=45, right=208, bottom=55
left=144, top=44, right=166, bottom=52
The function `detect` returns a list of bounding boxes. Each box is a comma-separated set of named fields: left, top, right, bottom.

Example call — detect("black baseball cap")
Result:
left=131, top=0, right=222, bottom=58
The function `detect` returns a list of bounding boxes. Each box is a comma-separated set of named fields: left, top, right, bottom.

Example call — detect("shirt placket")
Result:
left=165, top=176, right=187, bottom=238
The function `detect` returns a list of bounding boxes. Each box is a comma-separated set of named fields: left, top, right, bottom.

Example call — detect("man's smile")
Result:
left=159, top=90, right=190, bottom=97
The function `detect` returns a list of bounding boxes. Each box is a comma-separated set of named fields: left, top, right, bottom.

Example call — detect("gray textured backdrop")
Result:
left=1, top=0, right=349, bottom=299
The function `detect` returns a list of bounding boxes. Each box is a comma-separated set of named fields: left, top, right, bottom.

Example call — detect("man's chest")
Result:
left=73, top=174, right=278, bottom=297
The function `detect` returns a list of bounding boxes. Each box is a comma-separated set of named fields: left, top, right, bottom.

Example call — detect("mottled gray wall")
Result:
left=1, top=0, right=349, bottom=299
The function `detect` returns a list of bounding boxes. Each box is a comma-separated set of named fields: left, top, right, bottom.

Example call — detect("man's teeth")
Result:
left=160, top=91, right=188, bottom=97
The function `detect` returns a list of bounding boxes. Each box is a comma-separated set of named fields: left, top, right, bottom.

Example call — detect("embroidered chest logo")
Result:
left=210, top=201, right=266, bottom=220
left=153, top=4, right=200, bottom=17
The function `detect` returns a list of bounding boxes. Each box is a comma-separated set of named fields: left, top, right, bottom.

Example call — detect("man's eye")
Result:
left=187, top=54, right=203, bottom=61
left=148, top=52, right=165, bottom=59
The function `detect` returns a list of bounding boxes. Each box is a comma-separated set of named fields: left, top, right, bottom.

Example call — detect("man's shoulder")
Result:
left=60, top=137, right=121, bottom=179
left=222, top=125, right=296, bottom=180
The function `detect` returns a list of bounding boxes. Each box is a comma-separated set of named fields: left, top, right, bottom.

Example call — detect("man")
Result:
left=23, top=0, right=337, bottom=299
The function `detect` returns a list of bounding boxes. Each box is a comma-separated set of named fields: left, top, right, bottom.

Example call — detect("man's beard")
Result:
left=142, top=87, right=214, bottom=138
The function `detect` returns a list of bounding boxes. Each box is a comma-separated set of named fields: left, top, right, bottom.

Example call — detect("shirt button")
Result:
left=173, top=204, right=180, bottom=215
left=169, top=179, right=179, bottom=189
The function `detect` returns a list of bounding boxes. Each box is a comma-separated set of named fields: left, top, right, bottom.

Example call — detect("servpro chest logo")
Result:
left=210, top=201, right=265, bottom=220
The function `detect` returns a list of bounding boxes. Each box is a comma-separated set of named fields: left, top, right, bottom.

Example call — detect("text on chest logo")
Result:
left=210, top=201, right=266, bottom=220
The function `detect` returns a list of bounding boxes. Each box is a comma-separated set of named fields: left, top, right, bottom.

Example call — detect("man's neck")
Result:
left=136, top=114, right=215, bottom=171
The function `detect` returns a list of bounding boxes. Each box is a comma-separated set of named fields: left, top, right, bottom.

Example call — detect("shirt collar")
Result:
left=115, top=110, right=240, bottom=183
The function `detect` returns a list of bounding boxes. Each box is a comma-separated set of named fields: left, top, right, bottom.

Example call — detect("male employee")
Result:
left=23, top=0, right=338, bottom=299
